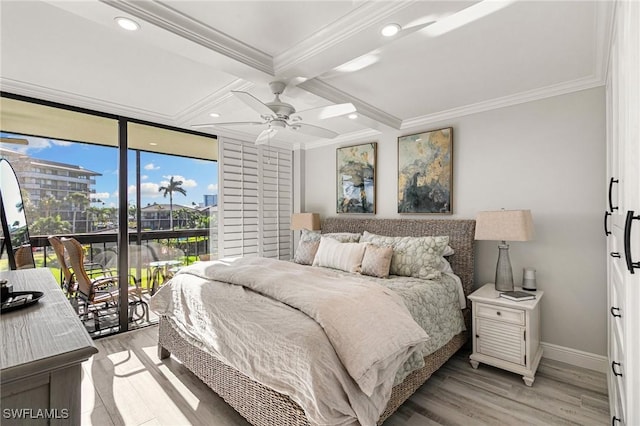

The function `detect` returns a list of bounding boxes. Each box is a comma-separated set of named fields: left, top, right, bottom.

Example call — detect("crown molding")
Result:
left=274, top=0, right=416, bottom=77
left=302, top=128, right=380, bottom=150
left=401, top=74, right=605, bottom=130
left=100, top=0, right=273, bottom=76
left=174, top=79, right=255, bottom=126
left=298, top=78, right=402, bottom=129
left=0, top=77, right=180, bottom=124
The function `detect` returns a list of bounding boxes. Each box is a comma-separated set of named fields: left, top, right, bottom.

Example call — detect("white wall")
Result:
left=303, top=87, right=607, bottom=358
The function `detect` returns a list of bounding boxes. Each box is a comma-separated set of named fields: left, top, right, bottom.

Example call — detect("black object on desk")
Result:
left=1, top=291, right=44, bottom=313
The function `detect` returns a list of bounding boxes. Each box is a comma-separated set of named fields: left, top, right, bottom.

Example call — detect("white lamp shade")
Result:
left=290, top=213, right=321, bottom=231
left=474, top=209, right=534, bottom=241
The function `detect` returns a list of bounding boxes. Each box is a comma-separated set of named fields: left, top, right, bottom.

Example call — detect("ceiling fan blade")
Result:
left=255, top=128, right=277, bottom=145
left=231, top=91, right=275, bottom=117
left=292, top=123, right=338, bottom=139
left=192, top=121, right=264, bottom=129
left=294, top=103, right=356, bottom=121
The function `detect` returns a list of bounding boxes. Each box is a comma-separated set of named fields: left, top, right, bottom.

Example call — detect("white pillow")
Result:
left=312, top=237, right=367, bottom=273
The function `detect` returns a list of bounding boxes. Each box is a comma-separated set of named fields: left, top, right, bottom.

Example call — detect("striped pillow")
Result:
left=312, top=237, right=367, bottom=273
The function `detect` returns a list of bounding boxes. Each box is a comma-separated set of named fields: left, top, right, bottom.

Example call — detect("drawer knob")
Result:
left=610, top=307, right=622, bottom=318
left=496, top=311, right=502, bottom=316
left=611, top=361, right=623, bottom=377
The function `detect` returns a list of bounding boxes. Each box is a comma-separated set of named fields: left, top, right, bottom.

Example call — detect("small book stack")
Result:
left=499, top=290, right=536, bottom=302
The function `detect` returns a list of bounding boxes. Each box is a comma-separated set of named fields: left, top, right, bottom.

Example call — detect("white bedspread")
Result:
left=151, top=257, right=436, bottom=425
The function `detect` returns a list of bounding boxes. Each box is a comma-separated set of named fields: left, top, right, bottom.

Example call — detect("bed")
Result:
left=153, top=218, right=475, bottom=425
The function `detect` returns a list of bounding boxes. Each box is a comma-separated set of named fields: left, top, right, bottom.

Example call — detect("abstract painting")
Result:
left=336, top=142, right=376, bottom=214
left=398, top=127, right=452, bottom=214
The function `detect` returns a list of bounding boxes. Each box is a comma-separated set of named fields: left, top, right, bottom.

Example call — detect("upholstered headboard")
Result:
left=321, top=217, right=476, bottom=296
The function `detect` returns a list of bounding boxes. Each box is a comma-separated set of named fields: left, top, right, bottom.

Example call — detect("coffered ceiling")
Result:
left=0, top=1, right=614, bottom=148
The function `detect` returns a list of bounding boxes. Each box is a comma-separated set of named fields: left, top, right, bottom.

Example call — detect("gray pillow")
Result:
left=300, top=229, right=362, bottom=243
left=293, top=239, right=320, bottom=265
left=360, top=231, right=450, bottom=280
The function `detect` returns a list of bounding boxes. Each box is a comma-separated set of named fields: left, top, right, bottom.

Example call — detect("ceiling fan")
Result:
left=193, top=81, right=356, bottom=144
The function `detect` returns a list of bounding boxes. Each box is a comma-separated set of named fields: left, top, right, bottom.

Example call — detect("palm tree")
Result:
left=39, top=196, right=60, bottom=219
left=158, top=176, right=187, bottom=230
left=66, top=192, right=89, bottom=233
left=85, top=206, right=102, bottom=232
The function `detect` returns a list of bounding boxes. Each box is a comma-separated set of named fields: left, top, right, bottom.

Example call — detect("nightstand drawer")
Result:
left=476, top=303, right=525, bottom=325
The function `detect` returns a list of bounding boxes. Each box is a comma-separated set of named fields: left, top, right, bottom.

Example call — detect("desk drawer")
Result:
left=476, top=303, right=525, bottom=326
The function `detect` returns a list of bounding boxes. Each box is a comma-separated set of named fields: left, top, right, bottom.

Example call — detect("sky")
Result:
left=1, top=132, right=218, bottom=208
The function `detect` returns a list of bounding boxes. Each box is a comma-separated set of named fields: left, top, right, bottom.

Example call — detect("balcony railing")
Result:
left=30, top=228, right=212, bottom=292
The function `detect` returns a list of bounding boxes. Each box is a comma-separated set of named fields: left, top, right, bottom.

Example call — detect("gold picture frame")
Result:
left=336, top=142, right=376, bottom=214
left=398, top=127, right=453, bottom=214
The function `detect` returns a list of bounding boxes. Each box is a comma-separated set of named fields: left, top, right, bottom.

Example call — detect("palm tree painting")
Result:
left=336, top=143, right=376, bottom=214
left=158, top=176, right=187, bottom=230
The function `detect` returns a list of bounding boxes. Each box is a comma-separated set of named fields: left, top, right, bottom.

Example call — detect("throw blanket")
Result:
left=151, top=257, right=436, bottom=425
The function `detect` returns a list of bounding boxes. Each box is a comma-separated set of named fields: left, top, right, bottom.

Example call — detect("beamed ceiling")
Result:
left=0, top=0, right=614, bottom=149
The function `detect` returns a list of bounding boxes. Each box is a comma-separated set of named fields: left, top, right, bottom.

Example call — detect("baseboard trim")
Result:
left=541, top=342, right=607, bottom=373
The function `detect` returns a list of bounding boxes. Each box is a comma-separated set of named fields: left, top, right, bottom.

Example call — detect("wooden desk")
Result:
left=1, top=268, right=98, bottom=425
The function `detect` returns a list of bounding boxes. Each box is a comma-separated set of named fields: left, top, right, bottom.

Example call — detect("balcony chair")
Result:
left=14, top=244, right=35, bottom=269
left=47, top=236, right=77, bottom=301
left=61, top=237, right=149, bottom=332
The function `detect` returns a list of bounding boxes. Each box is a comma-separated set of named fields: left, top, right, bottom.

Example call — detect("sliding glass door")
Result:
left=0, top=93, right=218, bottom=336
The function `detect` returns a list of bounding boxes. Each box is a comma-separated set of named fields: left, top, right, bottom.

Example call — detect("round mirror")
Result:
left=1, top=158, right=35, bottom=269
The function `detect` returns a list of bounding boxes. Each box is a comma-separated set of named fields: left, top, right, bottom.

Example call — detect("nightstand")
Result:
left=468, top=283, right=543, bottom=386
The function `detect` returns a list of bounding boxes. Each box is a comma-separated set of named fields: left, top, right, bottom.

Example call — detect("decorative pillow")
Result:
left=361, top=244, right=393, bottom=278
left=293, top=239, right=320, bottom=265
left=300, top=229, right=322, bottom=242
left=324, top=232, right=362, bottom=243
left=438, top=257, right=454, bottom=273
left=312, top=237, right=367, bottom=273
left=360, top=231, right=450, bottom=279
left=443, top=245, right=455, bottom=257
left=299, top=230, right=361, bottom=243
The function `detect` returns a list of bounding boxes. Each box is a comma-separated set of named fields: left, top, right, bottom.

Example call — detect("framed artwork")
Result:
left=397, top=127, right=453, bottom=214
left=336, top=142, right=376, bottom=214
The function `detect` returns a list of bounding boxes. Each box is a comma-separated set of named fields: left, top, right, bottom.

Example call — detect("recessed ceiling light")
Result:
left=149, top=142, right=158, bottom=146
left=348, top=113, right=358, bottom=120
left=209, top=112, right=220, bottom=118
left=115, top=17, right=140, bottom=31
left=381, top=23, right=401, bottom=37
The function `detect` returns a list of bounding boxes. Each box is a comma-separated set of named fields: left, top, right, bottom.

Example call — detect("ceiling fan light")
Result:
left=115, top=17, right=140, bottom=31
left=381, top=23, right=401, bottom=37
left=348, top=113, right=358, bottom=120
left=209, top=112, right=220, bottom=118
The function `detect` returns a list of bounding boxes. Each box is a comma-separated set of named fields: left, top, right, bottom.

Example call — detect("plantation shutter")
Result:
left=219, top=137, right=291, bottom=259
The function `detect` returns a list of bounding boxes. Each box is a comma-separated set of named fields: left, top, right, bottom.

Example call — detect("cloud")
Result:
left=51, top=140, right=73, bottom=146
left=144, top=163, right=160, bottom=170
left=129, top=182, right=161, bottom=198
left=91, top=192, right=111, bottom=200
left=207, top=183, right=218, bottom=193
left=161, top=175, right=197, bottom=188
left=141, top=175, right=148, bottom=180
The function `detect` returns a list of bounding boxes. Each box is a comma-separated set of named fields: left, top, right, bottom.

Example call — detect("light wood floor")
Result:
left=81, top=325, right=609, bottom=426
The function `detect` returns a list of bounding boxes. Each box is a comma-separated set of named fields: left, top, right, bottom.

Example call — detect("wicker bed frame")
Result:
left=158, top=218, right=476, bottom=425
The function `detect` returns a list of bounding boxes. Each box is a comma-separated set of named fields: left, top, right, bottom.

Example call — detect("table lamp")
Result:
left=290, top=213, right=321, bottom=231
left=475, top=209, right=534, bottom=292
